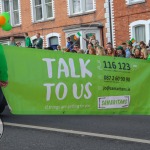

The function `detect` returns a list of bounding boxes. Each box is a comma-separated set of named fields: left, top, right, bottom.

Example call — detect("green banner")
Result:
left=2, top=46, right=150, bottom=114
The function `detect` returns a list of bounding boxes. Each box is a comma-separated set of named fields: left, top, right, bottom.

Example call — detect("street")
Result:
left=0, top=107, right=150, bottom=150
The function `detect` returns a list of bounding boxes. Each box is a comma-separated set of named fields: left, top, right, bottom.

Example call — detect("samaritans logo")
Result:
left=0, top=118, right=3, bottom=139
left=98, top=96, right=130, bottom=109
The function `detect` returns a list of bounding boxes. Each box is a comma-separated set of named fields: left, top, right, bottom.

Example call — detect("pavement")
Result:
left=0, top=107, right=150, bottom=150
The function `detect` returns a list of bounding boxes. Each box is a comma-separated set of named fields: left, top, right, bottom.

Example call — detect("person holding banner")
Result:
left=0, top=44, right=8, bottom=113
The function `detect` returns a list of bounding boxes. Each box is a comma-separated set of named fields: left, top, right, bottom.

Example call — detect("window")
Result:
left=2, top=0, right=20, bottom=26
left=127, top=0, right=145, bottom=5
left=46, top=33, right=61, bottom=50
left=69, top=0, right=95, bottom=15
left=135, top=25, right=145, bottom=42
left=49, top=36, right=59, bottom=50
left=130, top=20, right=150, bottom=45
left=32, top=0, right=54, bottom=22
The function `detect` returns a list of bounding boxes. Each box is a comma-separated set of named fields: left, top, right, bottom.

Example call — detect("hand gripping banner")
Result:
left=2, top=46, right=150, bottom=114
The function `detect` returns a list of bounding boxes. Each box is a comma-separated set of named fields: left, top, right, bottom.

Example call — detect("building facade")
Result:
left=0, top=0, right=114, bottom=50
left=113, top=0, right=150, bottom=46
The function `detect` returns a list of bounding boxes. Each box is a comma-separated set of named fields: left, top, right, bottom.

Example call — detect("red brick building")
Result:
left=0, top=0, right=114, bottom=50
left=113, top=0, right=150, bottom=46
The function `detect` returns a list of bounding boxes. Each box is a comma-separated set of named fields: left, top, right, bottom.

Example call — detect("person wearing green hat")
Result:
left=0, top=44, right=8, bottom=113
left=116, top=46, right=125, bottom=58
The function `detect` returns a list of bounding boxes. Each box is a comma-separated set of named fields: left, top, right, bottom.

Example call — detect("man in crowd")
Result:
left=71, top=44, right=80, bottom=53
left=66, top=37, right=73, bottom=51
left=116, top=46, right=125, bottom=58
left=85, top=43, right=93, bottom=54
left=34, top=33, right=43, bottom=49
left=9, top=36, right=16, bottom=46
left=122, top=42, right=131, bottom=58
left=24, top=32, right=32, bottom=48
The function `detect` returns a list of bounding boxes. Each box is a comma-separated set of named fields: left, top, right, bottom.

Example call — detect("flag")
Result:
left=74, top=32, right=81, bottom=41
left=131, top=38, right=135, bottom=43
left=130, top=38, right=137, bottom=47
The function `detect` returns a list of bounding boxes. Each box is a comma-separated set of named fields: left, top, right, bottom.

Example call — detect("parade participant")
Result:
left=0, top=44, right=8, bottom=113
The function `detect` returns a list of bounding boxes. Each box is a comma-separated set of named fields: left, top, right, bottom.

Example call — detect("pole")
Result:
left=108, top=0, right=113, bottom=44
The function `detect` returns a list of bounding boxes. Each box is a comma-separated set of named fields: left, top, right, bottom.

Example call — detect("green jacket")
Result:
left=0, top=45, right=8, bottom=81
left=25, top=37, right=32, bottom=47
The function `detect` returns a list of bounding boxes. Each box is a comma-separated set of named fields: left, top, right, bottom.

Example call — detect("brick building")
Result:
left=0, top=0, right=114, bottom=50
left=113, top=0, right=150, bottom=46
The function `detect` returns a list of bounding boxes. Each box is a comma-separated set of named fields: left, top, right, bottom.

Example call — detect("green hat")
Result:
left=116, top=46, right=123, bottom=50
left=127, top=40, right=132, bottom=46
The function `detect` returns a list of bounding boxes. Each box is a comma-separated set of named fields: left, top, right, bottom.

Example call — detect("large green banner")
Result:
left=2, top=46, right=150, bottom=114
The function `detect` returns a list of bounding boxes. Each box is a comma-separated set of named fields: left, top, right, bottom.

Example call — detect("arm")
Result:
left=83, top=38, right=89, bottom=42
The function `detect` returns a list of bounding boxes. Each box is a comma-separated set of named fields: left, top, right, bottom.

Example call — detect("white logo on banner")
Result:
left=0, top=118, right=3, bottom=139
left=98, top=95, right=130, bottom=109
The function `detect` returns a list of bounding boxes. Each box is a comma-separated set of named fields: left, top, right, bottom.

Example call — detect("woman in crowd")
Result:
left=57, top=45, right=61, bottom=51
left=83, top=35, right=99, bottom=49
left=89, top=48, right=96, bottom=55
left=134, top=46, right=141, bottom=59
left=96, top=46, right=105, bottom=56
left=106, top=47, right=114, bottom=57
left=140, top=41, right=148, bottom=59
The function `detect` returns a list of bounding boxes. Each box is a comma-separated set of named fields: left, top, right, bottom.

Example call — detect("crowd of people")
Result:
left=9, top=33, right=150, bottom=60
left=63, top=35, right=150, bottom=60
left=9, top=32, right=43, bottom=49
